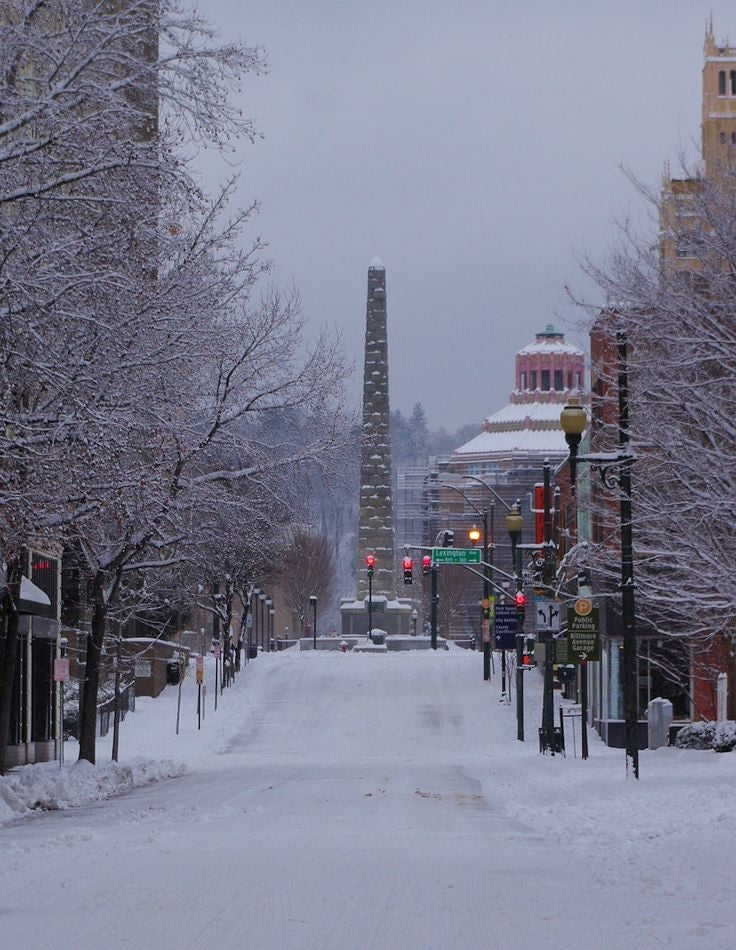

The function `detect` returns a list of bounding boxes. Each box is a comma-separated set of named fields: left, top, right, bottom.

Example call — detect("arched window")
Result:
left=731, top=70, right=736, bottom=95
left=520, top=371, right=527, bottom=390
left=719, top=71, right=727, bottom=95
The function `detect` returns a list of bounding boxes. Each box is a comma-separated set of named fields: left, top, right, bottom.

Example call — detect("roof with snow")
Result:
left=453, top=427, right=569, bottom=457
left=517, top=333, right=585, bottom=356
left=369, top=256, right=385, bottom=270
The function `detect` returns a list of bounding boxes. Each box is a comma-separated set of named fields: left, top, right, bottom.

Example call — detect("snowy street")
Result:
left=3, top=648, right=736, bottom=950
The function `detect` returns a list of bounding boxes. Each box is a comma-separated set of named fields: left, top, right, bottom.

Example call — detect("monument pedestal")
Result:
left=339, top=595, right=412, bottom=638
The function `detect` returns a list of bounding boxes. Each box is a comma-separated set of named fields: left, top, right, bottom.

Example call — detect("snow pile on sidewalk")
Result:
left=0, top=757, right=186, bottom=826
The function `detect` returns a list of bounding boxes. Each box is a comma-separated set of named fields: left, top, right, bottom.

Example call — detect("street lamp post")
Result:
left=411, top=608, right=418, bottom=636
left=540, top=458, right=556, bottom=754
left=265, top=597, right=272, bottom=652
left=269, top=607, right=275, bottom=651
left=309, top=595, right=318, bottom=651
left=561, top=330, right=639, bottom=778
left=259, top=593, right=266, bottom=652
left=506, top=501, right=524, bottom=742
left=365, top=555, right=375, bottom=640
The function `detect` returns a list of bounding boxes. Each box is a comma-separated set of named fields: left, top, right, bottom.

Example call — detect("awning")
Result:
left=18, top=575, right=52, bottom=616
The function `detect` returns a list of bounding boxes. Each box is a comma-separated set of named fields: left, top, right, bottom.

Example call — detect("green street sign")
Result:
left=431, top=547, right=482, bottom=565
left=567, top=605, right=601, bottom=662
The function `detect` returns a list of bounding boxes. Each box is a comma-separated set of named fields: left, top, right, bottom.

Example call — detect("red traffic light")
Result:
left=403, top=556, right=413, bottom=585
left=422, top=554, right=432, bottom=575
left=523, top=652, right=533, bottom=666
left=515, top=591, right=525, bottom=608
left=365, top=554, right=376, bottom=571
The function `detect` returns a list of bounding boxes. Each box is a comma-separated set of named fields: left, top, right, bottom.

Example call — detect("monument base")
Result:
left=339, top=594, right=412, bottom=638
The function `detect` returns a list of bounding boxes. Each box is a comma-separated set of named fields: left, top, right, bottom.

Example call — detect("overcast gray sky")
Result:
left=201, top=0, right=734, bottom=431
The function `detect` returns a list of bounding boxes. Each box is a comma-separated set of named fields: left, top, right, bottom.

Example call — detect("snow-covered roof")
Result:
left=517, top=337, right=584, bottom=357
left=484, top=401, right=566, bottom=427
left=369, top=256, right=385, bottom=270
left=454, top=427, right=569, bottom=456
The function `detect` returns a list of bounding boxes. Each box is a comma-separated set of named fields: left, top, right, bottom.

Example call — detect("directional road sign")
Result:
left=567, top=604, right=600, bottom=662
left=535, top=598, right=562, bottom=633
left=494, top=604, right=517, bottom=650
left=431, top=547, right=482, bottom=565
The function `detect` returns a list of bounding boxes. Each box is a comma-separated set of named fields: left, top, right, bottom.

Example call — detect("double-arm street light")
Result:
left=440, top=479, right=495, bottom=679
left=561, top=330, right=639, bottom=778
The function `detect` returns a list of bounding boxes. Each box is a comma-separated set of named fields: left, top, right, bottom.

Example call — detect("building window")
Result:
left=541, top=369, right=550, bottom=391
left=567, top=371, right=573, bottom=390
left=720, top=131, right=727, bottom=144
left=719, top=70, right=726, bottom=95
left=576, top=372, right=581, bottom=389
left=732, top=132, right=736, bottom=144
left=554, top=369, right=564, bottom=391
left=520, top=371, right=526, bottom=390
left=530, top=370, right=537, bottom=390
left=731, top=70, right=736, bottom=95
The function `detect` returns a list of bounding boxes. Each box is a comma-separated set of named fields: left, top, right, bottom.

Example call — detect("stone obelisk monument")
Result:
left=357, top=258, right=395, bottom=600
left=340, top=258, right=410, bottom=638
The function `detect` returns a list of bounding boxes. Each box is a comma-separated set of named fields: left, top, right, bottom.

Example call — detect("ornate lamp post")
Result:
left=560, top=335, right=640, bottom=778
left=411, top=608, right=418, bottom=636
left=365, top=554, right=375, bottom=640
left=309, top=594, right=318, bottom=651
left=505, top=501, right=525, bottom=741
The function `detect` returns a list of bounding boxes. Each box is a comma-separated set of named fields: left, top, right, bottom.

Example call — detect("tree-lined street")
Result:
left=3, top=649, right=736, bottom=949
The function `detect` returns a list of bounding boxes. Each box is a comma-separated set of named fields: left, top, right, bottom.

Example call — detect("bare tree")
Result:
left=275, top=528, right=336, bottom=635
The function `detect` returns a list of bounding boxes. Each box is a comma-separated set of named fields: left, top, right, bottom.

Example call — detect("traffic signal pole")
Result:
left=515, top=546, right=524, bottom=742
left=482, top=508, right=491, bottom=681
left=430, top=564, right=438, bottom=650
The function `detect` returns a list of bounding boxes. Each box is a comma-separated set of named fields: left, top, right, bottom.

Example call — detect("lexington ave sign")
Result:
left=431, top=547, right=482, bottom=565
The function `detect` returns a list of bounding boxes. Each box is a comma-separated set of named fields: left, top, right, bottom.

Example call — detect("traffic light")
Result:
left=522, top=636, right=536, bottom=668
left=515, top=590, right=525, bottom=621
left=403, top=556, right=413, bottom=585
left=365, top=554, right=376, bottom=577
left=422, top=554, right=432, bottom=576
left=443, top=530, right=455, bottom=548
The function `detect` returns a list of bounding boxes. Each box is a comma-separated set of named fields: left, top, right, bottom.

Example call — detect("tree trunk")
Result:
left=78, top=577, right=107, bottom=764
left=0, top=559, right=23, bottom=775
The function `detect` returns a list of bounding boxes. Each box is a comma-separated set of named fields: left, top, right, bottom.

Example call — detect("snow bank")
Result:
left=0, top=757, right=186, bottom=826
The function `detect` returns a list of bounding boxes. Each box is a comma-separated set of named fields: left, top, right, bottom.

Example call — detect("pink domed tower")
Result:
left=512, top=324, right=584, bottom=406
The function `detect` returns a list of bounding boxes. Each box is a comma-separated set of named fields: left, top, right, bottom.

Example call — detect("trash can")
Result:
left=166, top=661, right=180, bottom=685
left=248, top=645, right=258, bottom=660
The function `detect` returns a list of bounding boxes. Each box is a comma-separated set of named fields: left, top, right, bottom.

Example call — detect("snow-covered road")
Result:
left=3, top=648, right=736, bottom=950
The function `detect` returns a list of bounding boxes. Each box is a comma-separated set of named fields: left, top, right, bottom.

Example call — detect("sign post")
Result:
left=494, top=604, right=517, bottom=702
left=567, top=599, right=601, bottom=663
left=54, top=653, right=70, bottom=770
left=196, top=655, right=204, bottom=730
left=431, top=547, right=482, bottom=565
